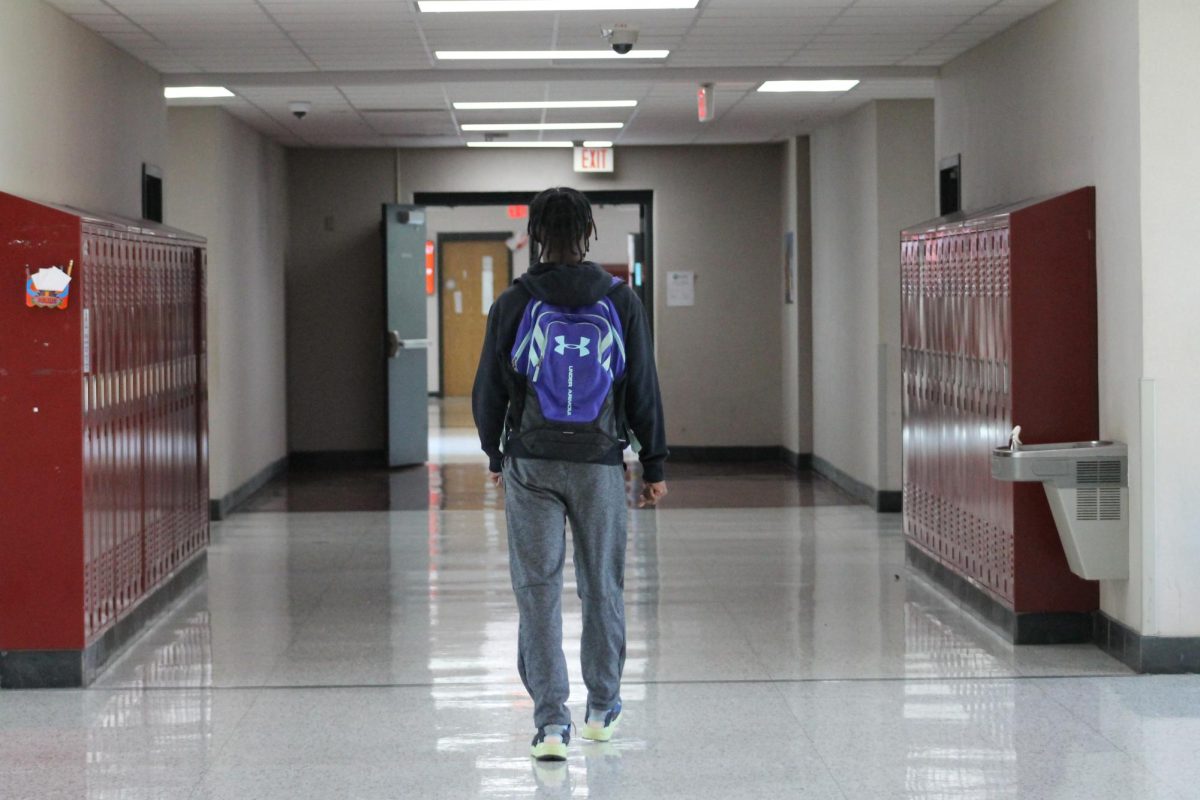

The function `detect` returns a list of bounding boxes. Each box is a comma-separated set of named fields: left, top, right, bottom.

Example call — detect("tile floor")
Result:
left=3, top=401, right=1199, bottom=799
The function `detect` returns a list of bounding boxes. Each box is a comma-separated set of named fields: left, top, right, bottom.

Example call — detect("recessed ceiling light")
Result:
left=436, top=50, right=669, bottom=60
left=757, top=80, right=860, bottom=93
left=583, top=141, right=614, bottom=148
left=461, top=122, right=624, bottom=131
left=453, top=100, right=638, bottom=110
left=164, top=86, right=234, bottom=99
left=467, top=141, right=576, bottom=148
left=421, top=1, right=698, bottom=11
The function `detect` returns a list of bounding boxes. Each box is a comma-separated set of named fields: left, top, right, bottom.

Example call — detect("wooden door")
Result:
left=440, top=237, right=511, bottom=397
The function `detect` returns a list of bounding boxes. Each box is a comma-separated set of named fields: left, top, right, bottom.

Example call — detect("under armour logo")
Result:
left=554, top=336, right=591, bottom=357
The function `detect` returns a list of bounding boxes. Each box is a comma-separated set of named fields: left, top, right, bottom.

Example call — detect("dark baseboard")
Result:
left=209, top=455, right=288, bottom=521
left=1094, top=612, right=1200, bottom=673
left=812, top=454, right=903, bottom=513
left=288, top=450, right=387, bottom=471
left=877, top=491, right=903, bottom=513
left=0, top=553, right=207, bottom=689
left=781, top=448, right=814, bottom=471
left=670, top=445, right=787, bottom=463
left=905, top=542, right=1093, bottom=645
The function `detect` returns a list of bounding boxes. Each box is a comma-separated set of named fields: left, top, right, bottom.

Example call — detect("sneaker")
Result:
left=530, top=724, right=571, bottom=761
left=581, top=701, right=622, bottom=742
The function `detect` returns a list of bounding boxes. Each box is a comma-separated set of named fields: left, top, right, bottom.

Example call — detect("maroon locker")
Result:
left=901, top=188, right=1099, bottom=642
left=0, top=191, right=208, bottom=686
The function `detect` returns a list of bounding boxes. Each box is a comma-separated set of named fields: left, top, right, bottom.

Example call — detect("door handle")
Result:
left=387, top=332, right=431, bottom=358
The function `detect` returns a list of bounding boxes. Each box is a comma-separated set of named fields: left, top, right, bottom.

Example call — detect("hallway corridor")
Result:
left=4, top=404, right=1198, bottom=800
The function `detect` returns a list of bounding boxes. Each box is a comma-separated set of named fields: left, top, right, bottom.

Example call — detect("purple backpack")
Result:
left=508, top=279, right=627, bottom=462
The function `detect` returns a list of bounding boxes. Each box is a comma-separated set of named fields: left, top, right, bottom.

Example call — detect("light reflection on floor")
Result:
left=3, top=402, right=1199, bottom=799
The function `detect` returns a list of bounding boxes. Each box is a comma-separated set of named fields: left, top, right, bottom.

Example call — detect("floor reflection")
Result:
left=6, top=402, right=1198, bottom=800
left=240, top=397, right=857, bottom=513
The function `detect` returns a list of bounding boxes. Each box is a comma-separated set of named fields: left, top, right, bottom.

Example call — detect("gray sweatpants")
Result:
left=503, top=456, right=628, bottom=728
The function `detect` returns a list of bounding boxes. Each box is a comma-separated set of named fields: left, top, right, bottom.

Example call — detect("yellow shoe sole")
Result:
left=581, top=711, right=620, bottom=742
left=531, top=739, right=568, bottom=761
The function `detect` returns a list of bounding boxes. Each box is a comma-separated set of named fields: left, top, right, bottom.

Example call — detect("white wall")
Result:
left=423, top=204, right=641, bottom=393
left=1138, top=0, right=1200, bottom=637
left=812, top=104, right=881, bottom=489
left=393, top=145, right=786, bottom=449
left=936, top=0, right=1144, bottom=628
left=875, top=101, right=936, bottom=490
left=167, top=108, right=289, bottom=501
left=811, top=100, right=934, bottom=494
left=0, top=0, right=165, bottom=218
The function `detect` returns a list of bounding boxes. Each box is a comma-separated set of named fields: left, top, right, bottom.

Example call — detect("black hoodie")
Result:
left=472, top=261, right=668, bottom=482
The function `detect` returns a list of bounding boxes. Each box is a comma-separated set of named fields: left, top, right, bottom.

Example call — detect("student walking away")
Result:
left=472, top=186, right=668, bottom=761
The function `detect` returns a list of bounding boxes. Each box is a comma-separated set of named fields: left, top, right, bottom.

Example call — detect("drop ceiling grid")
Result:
left=42, top=0, right=1060, bottom=147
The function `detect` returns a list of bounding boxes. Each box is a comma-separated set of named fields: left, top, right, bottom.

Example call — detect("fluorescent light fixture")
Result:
left=453, top=100, right=637, bottom=110
left=467, top=141, right=575, bottom=148
left=421, top=1, right=698, bottom=11
left=583, top=141, right=614, bottom=148
left=437, top=49, right=669, bottom=60
left=164, top=86, right=234, bottom=99
left=461, top=122, right=623, bottom=131
left=757, top=80, right=860, bottom=93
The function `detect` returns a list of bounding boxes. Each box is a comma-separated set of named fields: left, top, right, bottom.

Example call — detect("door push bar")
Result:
left=386, top=332, right=431, bottom=359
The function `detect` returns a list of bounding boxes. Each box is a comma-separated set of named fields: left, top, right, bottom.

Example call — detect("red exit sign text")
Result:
left=574, top=146, right=614, bottom=174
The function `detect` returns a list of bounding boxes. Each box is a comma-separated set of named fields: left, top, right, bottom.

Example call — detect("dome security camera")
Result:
left=289, top=101, right=312, bottom=120
left=603, top=24, right=639, bottom=55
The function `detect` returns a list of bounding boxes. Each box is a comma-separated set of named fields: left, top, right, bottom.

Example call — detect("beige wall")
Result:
left=781, top=137, right=814, bottom=458
left=398, top=146, right=784, bottom=449
left=811, top=100, right=934, bottom=495
left=936, top=0, right=1144, bottom=629
left=398, top=146, right=784, bottom=448
left=167, top=108, right=289, bottom=500
left=1138, top=0, right=1200, bottom=637
left=286, top=149, right=397, bottom=454
left=284, top=145, right=784, bottom=452
left=0, top=0, right=165, bottom=218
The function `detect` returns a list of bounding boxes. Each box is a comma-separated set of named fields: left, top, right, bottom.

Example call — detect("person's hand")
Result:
left=638, top=481, right=668, bottom=508
left=489, top=471, right=503, bottom=488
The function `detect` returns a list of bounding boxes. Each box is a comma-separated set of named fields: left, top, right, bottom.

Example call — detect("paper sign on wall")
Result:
left=481, top=255, right=494, bottom=314
left=453, top=290, right=463, bottom=315
left=666, top=271, right=695, bottom=307
left=26, top=261, right=73, bottom=310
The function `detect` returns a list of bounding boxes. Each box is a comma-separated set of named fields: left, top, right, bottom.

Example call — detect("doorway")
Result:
left=415, top=189, right=655, bottom=344
left=437, top=233, right=512, bottom=397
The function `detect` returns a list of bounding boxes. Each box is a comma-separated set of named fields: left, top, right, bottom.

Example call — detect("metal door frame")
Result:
left=434, top=231, right=514, bottom=399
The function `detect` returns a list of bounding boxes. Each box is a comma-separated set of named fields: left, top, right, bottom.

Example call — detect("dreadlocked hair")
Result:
left=528, top=187, right=597, bottom=263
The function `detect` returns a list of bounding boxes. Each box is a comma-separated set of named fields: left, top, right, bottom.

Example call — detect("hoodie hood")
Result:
left=517, top=261, right=615, bottom=307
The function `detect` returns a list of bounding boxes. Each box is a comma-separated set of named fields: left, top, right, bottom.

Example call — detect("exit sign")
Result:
left=574, top=146, right=614, bottom=173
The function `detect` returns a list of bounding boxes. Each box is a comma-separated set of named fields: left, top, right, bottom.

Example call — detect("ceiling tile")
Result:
left=45, top=0, right=1052, bottom=147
